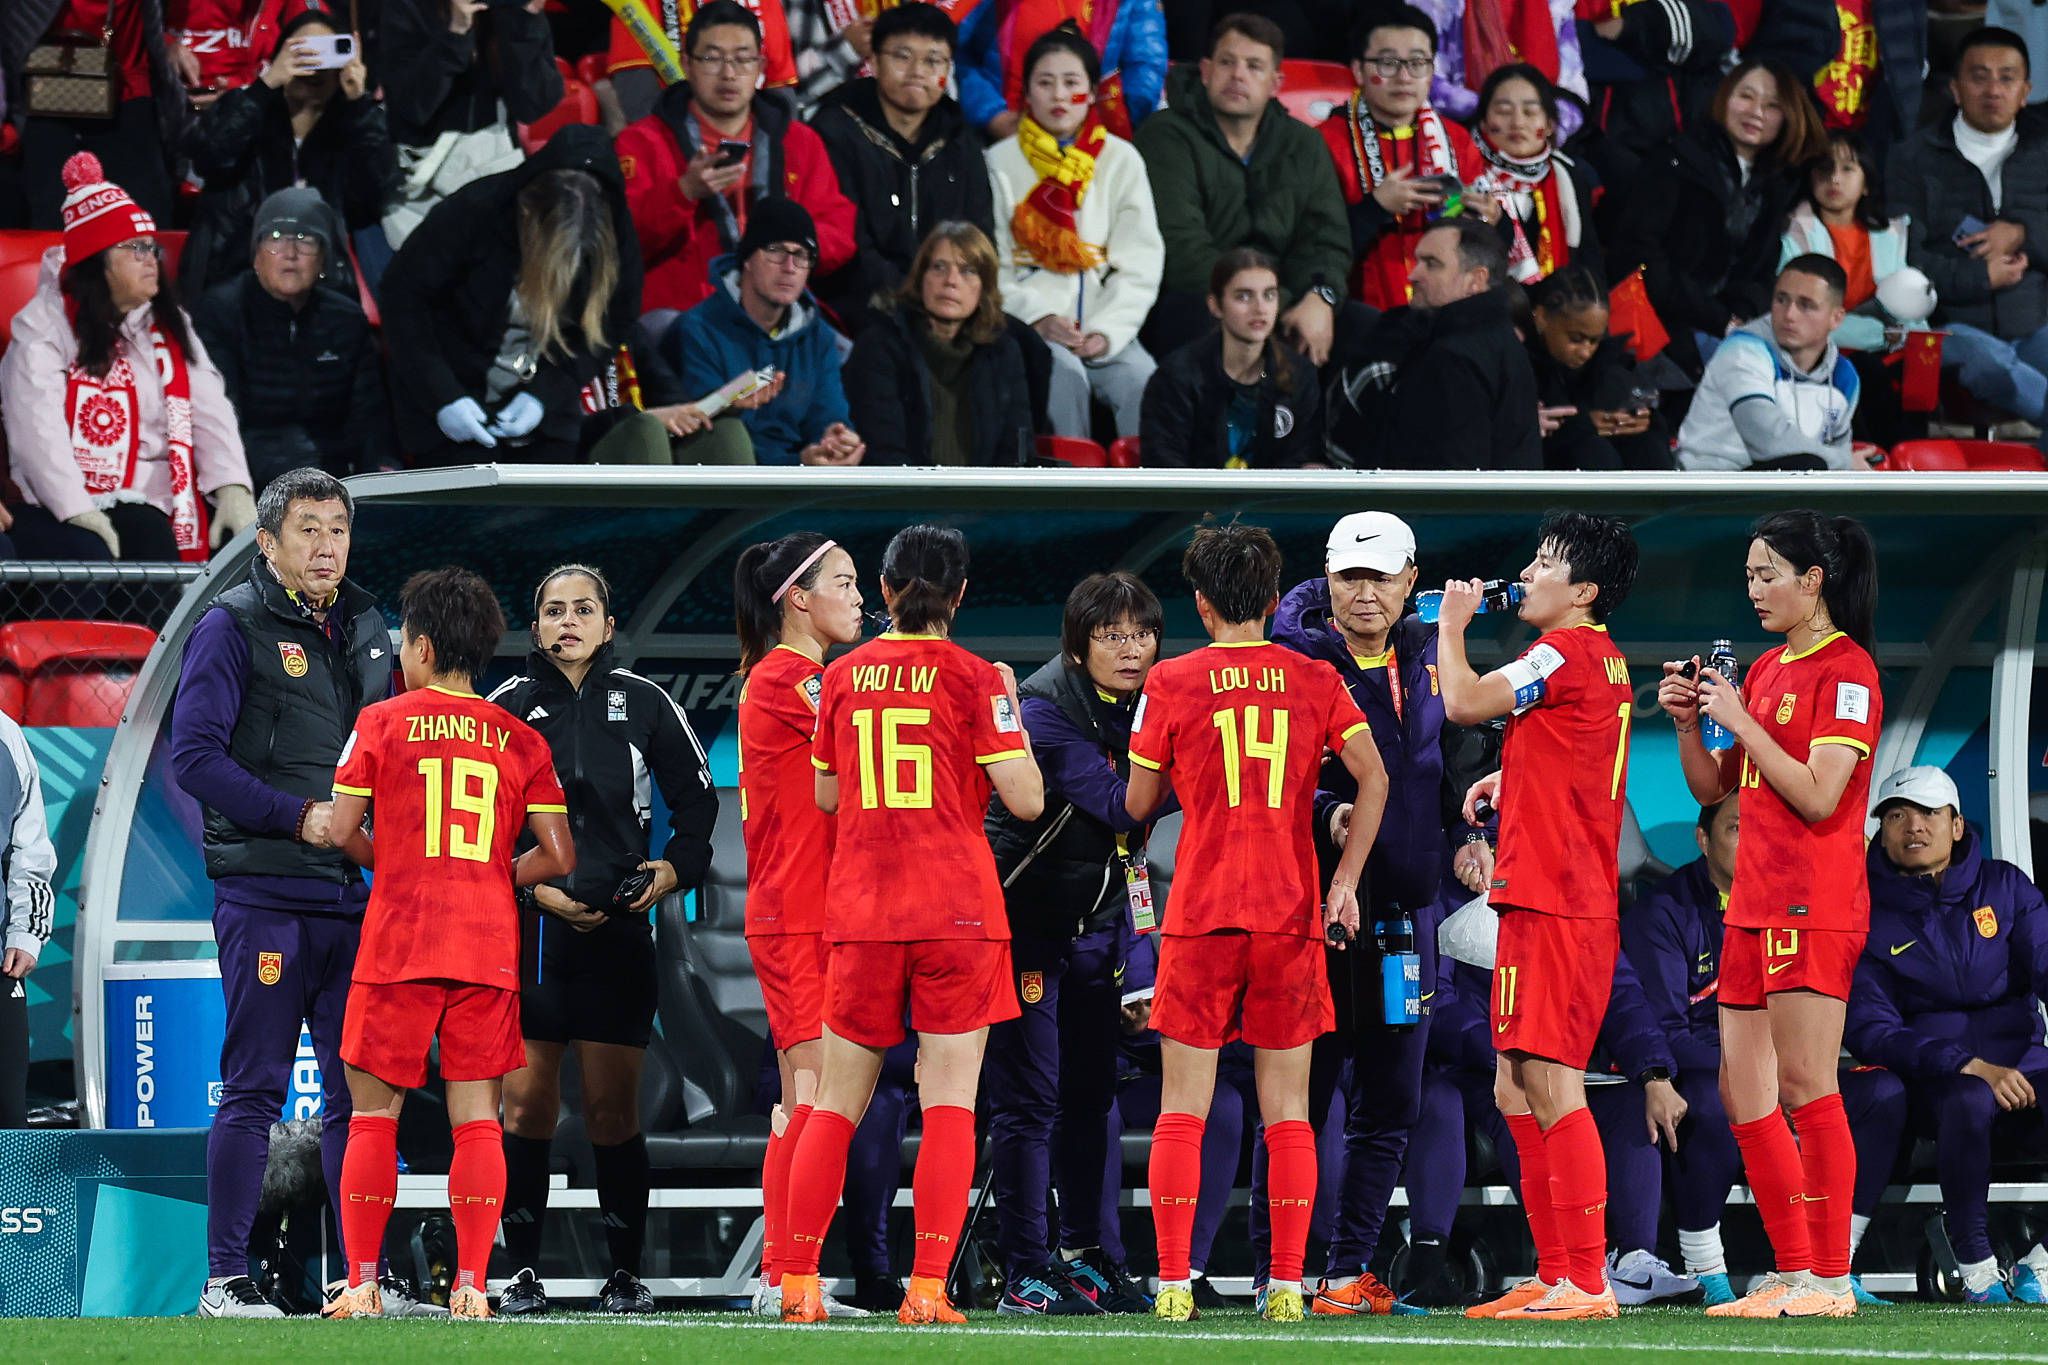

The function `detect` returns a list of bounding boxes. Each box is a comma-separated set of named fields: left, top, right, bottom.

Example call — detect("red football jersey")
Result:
left=811, top=634, right=1028, bottom=942
left=1727, top=632, right=1882, bottom=932
left=1490, top=623, right=1634, bottom=919
left=1128, top=640, right=1370, bottom=938
left=334, top=685, right=567, bottom=988
left=738, top=644, right=833, bottom=935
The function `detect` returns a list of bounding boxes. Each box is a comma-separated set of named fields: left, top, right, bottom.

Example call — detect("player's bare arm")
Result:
left=1125, top=763, right=1170, bottom=823
left=1434, top=579, right=1522, bottom=724
left=814, top=770, right=840, bottom=815
left=1660, top=658, right=1740, bottom=804
left=329, top=790, right=374, bottom=868
left=987, top=753, right=1045, bottom=822
left=1699, top=671, right=1861, bottom=823
left=512, top=809, right=576, bottom=887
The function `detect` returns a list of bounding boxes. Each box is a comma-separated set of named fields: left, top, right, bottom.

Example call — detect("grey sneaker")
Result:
left=198, top=1275, right=285, bottom=1318
left=822, top=1289, right=870, bottom=1319
left=378, top=1274, right=450, bottom=1318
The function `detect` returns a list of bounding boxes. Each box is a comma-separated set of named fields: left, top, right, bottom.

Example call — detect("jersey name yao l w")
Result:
left=810, top=632, right=1029, bottom=1045
left=1488, top=623, right=1634, bottom=1068
left=332, top=684, right=566, bottom=1085
left=1723, top=630, right=1882, bottom=1005
left=1127, top=639, right=1371, bottom=1050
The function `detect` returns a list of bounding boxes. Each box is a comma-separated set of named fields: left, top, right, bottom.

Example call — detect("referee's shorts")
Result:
left=520, top=908, right=659, bottom=1048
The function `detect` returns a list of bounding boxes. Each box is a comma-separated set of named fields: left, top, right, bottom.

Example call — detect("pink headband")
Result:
left=773, top=540, right=837, bottom=604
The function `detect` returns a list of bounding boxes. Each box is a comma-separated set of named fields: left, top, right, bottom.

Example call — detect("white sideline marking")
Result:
left=500, top=1314, right=2048, bottom=1361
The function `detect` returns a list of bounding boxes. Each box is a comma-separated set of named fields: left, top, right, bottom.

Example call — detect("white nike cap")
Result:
left=1872, top=765, right=1960, bottom=816
left=1326, top=511, right=1416, bottom=575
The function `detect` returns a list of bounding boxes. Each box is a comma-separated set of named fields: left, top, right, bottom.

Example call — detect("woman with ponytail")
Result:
left=778, top=525, right=1044, bottom=1326
left=1658, top=511, right=1881, bottom=1318
left=731, top=531, right=865, bottom=1318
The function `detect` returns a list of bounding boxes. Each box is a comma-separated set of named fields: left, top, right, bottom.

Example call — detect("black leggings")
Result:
left=0, top=975, right=27, bottom=1127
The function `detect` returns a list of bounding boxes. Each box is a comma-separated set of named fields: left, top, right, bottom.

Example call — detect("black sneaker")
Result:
left=597, top=1270, right=657, bottom=1314
left=1061, top=1247, right=1153, bottom=1314
left=498, top=1267, right=550, bottom=1317
left=1190, top=1274, right=1230, bottom=1310
left=997, top=1265, right=1105, bottom=1316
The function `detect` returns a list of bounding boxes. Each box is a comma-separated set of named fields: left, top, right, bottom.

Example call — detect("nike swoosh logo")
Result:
left=1420, top=991, right=1435, bottom=1002
left=1890, top=941, right=1915, bottom=956
left=1766, top=960, right=1794, bottom=975
left=1496, top=1021, right=1511, bottom=1033
left=1354, top=533, right=1381, bottom=542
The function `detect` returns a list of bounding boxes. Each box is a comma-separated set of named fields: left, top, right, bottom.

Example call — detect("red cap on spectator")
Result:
left=59, top=152, right=155, bottom=272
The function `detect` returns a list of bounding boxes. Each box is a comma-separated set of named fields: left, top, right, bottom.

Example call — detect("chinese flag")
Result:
left=1609, top=267, right=1669, bottom=362
left=1898, top=330, right=1942, bottom=412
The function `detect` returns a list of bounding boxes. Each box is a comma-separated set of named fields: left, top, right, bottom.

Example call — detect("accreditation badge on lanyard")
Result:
left=1384, top=647, right=1404, bottom=724
left=1118, top=833, right=1156, bottom=934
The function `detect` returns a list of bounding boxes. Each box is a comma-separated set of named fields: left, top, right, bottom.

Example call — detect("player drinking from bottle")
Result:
left=732, top=531, right=868, bottom=1319
left=1659, top=511, right=1880, bottom=1319
left=1126, top=523, right=1390, bottom=1325
left=323, top=569, right=574, bottom=1320
left=1435, top=511, right=1639, bottom=1322
left=779, top=525, right=1045, bottom=1326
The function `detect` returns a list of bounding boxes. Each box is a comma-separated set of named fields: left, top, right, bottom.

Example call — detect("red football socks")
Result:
left=1732, top=1109, right=1813, bottom=1273
left=1148, top=1112, right=1206, bottom=1282
left=1263, top=1119, right=1318, bottom=1285
left=1792, top=1094, right=1856, bottom=1279
left=1541, top=1106, right=1610, bottom=1293
left=760, top=1103, right=811, bottom=1284
left=910, top=1104, right=978, bottom=1280
left=448, top=1119, right=506, bottom=1292
left=781, top=1107, right=857, bottom=1278
left=1503, top=1110, right=1567, bottom=1285
left=339, top=1114, right=399, bottom=1288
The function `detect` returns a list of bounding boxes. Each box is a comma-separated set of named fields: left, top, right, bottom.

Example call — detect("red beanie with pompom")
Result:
left=59, top=152, right=156, bottom=275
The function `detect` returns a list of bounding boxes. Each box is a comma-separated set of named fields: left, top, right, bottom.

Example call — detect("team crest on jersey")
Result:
left=1974, top=905, right=1999, bottom=938
left=1425, top=663, right=1440, bottom=696
left=608, top=689, right=628, bottom=721
left=278, top=642, right=308, bottom=678
left=799, top=674, right=823, bottom=712
left=1020, top=971, right=1044, bottom=1005
left=256, top=951, right=283, bottom=986
left=1775, top=693, right=1797, bottom=725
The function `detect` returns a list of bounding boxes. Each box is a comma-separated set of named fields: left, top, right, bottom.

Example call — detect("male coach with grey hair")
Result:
left=171, top=467, right=394, bottom=1317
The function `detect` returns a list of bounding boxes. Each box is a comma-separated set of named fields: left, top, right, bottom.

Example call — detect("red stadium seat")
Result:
left=1037, top=435, right=1108, bottom=467
left=0, top=229, right=186, bottom=353
left=1883, top=439, right=2047, bottom=472
left=577, top=52, right=610, bottom=86
left=0, top=675, right=23, bottom=724
left=0, top=620, right=156, bottom=728
left=518, top=78, right=602, bottom=155
left=1275, top=60, right=1353, bottom=126
left=1108, top=436, right=1140, bottom=468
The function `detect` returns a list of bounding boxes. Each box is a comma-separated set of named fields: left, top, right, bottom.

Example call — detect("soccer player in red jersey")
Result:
left=1125, top=524, right=1390, bottom=1325
left=1435, top=511, right=1640, bottom=1322
left=732, top=531, right=866, bottom=1318
left=1660, top=511, right=1881, bottom=1319
left=779, top=525, right=1045, bottom=1326
left=321, top=569, right=574, bottom=1321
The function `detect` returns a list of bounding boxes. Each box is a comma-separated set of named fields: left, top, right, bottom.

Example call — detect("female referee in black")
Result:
left=489, top=564, right=719, bottom=1314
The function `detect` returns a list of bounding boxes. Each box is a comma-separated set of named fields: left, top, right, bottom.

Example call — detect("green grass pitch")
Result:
left=9, top=1305, right=2048, bottom=1363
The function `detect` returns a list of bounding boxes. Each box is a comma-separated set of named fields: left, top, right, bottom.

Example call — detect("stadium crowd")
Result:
left=0, top=0, right=2047, bottom=543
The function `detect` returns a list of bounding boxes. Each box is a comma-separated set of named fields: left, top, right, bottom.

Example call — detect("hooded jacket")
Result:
left=1621, top=856, right=1727, bottom=1077
left=1271, top=582, right=1450, bottom=911
left=618, top=82, right=857, bottom=315
left=843, top=299, right=1034, bottom=467
left=1676, top=317, right=1857, bottom=471
left=379, top=126, right=640, bottom=459
left=1887, top=111, right=2048, bottom=341
left=665, top=255, right=850, bottom=465
left=1846, top=828, right=2048, bottom=1079
left=0, top=247, right=248, bottom=525
left=1525, top=329, right=1672, bottom=471
left=808, top=76, right=993, bottom=329
left=1131, top=64, right=1351, bottom=307
left=1346, top=292, right=1543, bottom=471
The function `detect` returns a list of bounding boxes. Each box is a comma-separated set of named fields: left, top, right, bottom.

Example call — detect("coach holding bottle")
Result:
left=171, top=467, right=391, bottom=1319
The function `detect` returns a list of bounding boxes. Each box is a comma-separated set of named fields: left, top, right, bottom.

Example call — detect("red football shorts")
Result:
left=749, top=932, right=829, bottom=1050
left=824, top=939, right=1019, bottom=1048
left=1491, top=908, right=1618, bottom=1069
left=1150, top=929, right=1333, bottom=1051
left=341, top=979, right=525, bottom=1087
left=1720, top=924, right=1865, bottom=1007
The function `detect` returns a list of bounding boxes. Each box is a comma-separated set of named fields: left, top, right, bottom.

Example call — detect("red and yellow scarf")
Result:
left=1010, top=113, right=1109, bottom=274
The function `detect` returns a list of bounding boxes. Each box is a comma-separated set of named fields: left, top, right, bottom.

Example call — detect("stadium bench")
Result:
left=1275, top=60, right=1353, bottom=125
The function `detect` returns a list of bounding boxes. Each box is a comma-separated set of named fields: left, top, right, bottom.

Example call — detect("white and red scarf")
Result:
left=1470, top=132, right=1581, bottom=284
left=66, top=317, right=206, bottom=561
left=1347, top=99, right=1458, bottom=304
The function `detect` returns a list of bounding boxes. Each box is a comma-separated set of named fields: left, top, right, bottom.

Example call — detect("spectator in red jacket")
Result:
left=616, top=0, right=856, bottom=321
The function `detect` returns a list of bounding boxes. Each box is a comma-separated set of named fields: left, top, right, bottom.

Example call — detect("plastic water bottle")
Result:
left=1376, top=905, right=1422, bottom=1028
left=1701, top=639, right=1740, bottom=752
left=1416, top=580, right=1526, bottom=623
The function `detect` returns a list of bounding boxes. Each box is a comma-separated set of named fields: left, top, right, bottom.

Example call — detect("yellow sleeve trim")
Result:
left=1128, top=752, right=1164, bottom=771
left=1340, top=721, right=1373, bottom=743
left=812, top=755, right=834, bottom=772
left=1809, top=736, right=1871, bottom=756
left=332, top=783, right=372, bottom=797
left=526, top=803, right=569, bottom=814
left=976, top=748, right=1029, bottom=766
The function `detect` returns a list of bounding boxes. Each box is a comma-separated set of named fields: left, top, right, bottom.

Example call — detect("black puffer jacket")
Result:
left=1346, top=292, right=1541, bottom=470
left=376, top=0, right=562, bottom=146
left=179, top=78, right=397, bottom=293
left=191, top=272, right=395, bottom=488
left=1139, top=331, right=1322, bottom=469
left=843, top=300, right=1034, bottom=465
left=808, top=77, right=994, bottom=333
left=486, top=642, right=718, bottom=913
left=380, top=125, right=642, bottom=458
left=1525, top=331, right=1672, bottom=471
left=1889, top=112, right=2048, bottom=341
